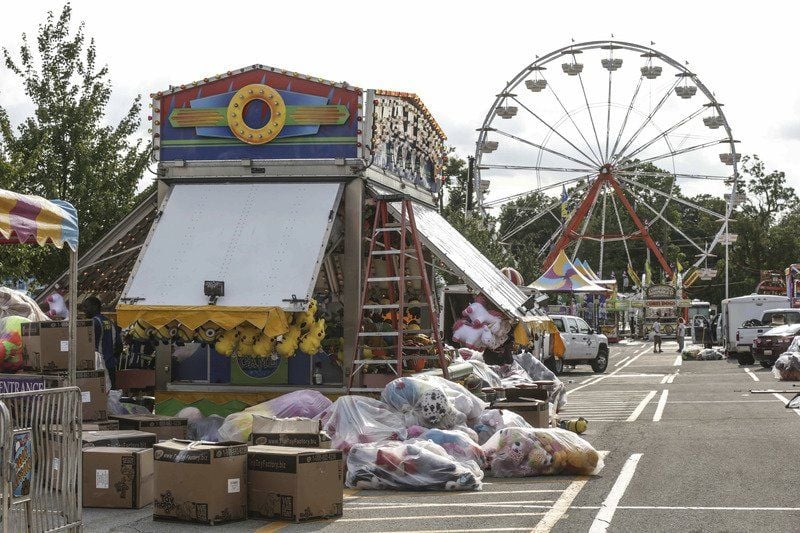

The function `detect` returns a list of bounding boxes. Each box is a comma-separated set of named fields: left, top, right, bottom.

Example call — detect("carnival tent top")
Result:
left=529, top=251, right=607, bottom=293
left=575, top=259, right=617, bottom=287
left=0, top=190, right=78, bottom=250
left=0, top=189, right=80, bottom=383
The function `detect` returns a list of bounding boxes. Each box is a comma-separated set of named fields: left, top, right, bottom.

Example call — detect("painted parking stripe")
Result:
left=614, top=356, right=630, bottom=367
left=744, top=368, right=759, bottom=381
left=673, top=355, right=682, bottom=366
left=589, top=453, right=643, bottom=532
left=772, top=393, right=800, bottom=417
left=531, top=450, right=609, bottom=533
left=652, top=390, right=669, bottom=422
left=626, top=391, right=657, bottom=421
left=567, top=351, right=647, bottom=395
left=335, top=512, right=548, bottom=522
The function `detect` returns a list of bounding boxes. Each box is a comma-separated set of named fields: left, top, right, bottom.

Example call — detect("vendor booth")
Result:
left=42, top=65, right=555, bottom=413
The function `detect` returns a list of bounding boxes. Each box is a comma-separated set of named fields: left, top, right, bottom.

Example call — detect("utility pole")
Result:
left=465, top=155, right=474, bottom=220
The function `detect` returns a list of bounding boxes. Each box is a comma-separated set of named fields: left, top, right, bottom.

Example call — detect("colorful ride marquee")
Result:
left=151, top=64, right=363, bottom=162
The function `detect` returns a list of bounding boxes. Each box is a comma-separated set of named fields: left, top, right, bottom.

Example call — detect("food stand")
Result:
left=28, top=64, right=553, bottom=414
left=641, top=284, right=691, bottom=339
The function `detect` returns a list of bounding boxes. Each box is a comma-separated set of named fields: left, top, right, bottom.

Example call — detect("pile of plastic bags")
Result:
left=773, top=352, right=800, bottom=381
left=682, top=347, right=724, bottom=361
left=208, top=373, right=601, bottom=492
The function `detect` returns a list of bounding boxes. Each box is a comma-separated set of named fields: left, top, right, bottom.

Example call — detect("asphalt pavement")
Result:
left=82, top=340, right=800, bottom=532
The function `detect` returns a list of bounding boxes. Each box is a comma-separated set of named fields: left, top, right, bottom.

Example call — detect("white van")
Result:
left=720, top=294, right=790, bottom=355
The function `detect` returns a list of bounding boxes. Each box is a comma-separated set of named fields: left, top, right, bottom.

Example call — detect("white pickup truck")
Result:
left=735, top=308, right=800, bottom=364
left=543, top=315, right=609, bottom=375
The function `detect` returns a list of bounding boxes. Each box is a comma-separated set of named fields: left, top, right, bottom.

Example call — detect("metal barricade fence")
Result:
left=1, top=387, right=82, bottom=532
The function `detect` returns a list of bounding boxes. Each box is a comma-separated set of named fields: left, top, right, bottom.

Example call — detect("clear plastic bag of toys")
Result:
left=481, top=427, right=603, bottom=477
left=346, top=439, right=483, bottom=491
left=318, top=395, right=406, bottom=453
left=381, top=375, right=487, bottom=429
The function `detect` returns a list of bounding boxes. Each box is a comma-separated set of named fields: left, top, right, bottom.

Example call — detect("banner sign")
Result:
left=152, top=65, right=362, bottom=162
left=0, top=374, right=45, bottom=394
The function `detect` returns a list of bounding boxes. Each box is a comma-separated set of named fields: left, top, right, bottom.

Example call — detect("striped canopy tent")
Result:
left=575, top=259, right=618, bottom=288
left=0, top=191, right=78, bottom=250
left=529, top=251, right=607, bottom=293
left=0, top=190, right=80, bottom=383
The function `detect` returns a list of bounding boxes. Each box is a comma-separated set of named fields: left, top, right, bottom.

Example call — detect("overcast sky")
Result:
left=2, top=0, right=799, bottom=203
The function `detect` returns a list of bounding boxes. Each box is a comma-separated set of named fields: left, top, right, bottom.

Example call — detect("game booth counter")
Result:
left=41, top=64, right=560, bottom=415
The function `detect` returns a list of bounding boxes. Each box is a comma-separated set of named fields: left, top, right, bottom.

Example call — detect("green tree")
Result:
left=0, top=3, right=149, bottom=284
left=441, top=155, right=511, bottom=272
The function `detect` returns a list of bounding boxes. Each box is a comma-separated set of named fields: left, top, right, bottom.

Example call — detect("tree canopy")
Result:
left=0, top=3, right=149, bottom=285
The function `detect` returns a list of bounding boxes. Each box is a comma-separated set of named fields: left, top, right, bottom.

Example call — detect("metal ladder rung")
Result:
left=367, top=276, right=423, bottom=282
left=358, top=331, right=399, bottom=337
left=352, top=359, right=401, bottom=365
left=374, top=227, right=401, bottom=233
left=371, top=250, right=402, bottom=255
left=363, top=304, right=400, bottom=310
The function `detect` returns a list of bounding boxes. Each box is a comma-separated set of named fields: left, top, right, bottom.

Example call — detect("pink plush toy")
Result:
left=462, top=298, right=505, bottom=333
left=453, top=320, right=491, bottom=350
left=45, top=292, right=68, bottom=320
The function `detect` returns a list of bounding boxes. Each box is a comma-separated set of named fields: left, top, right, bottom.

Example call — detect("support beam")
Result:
left=343, top=178, right=363, bottom=377
left=606, top=176, right=673, bottom=277
left=542, top=175, right=605, bottom=268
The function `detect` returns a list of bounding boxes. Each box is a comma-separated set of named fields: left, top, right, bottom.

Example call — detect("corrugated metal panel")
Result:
left=121, top=182, right=342, bottom=312
left=389, top=200, right=535, bottom=320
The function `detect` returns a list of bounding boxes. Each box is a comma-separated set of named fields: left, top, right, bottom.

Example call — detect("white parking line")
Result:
left=348, top=500, right=556, bottom=510
left=336, top=513, right=547, bottom=522
left=666, top=371, right=678, bottom=384
left=673, top=355, right=682, bottom=366
left=614, top=356, right=630, bottom=367
left=567, top=349, right=648, bottom=395
left=744, top=368, right=760, bottom=382
left=626, top=391, right=657, bottom=421
left=589, top=453, right=643, bottom=532
left=531, top=450, right=609, bottom=533
left=652, top=390, right=669, bottom=422
left=772, top=393, right=800, bottom=417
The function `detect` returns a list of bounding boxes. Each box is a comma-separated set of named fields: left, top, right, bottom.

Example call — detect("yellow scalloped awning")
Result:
left=116, top=304, right=289, bottom=336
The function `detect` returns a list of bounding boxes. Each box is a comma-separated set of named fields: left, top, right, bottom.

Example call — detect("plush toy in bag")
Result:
left=45, top=291, right=69, bottom=320
left=346, top=440, right=483, bottom=491
left=482, top=427, right=602, bottom=477
left=0, top=316, right=30, bottom=373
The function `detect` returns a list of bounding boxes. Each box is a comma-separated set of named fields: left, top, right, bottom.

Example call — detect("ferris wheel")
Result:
left=474, top=40, right=740, bottom=293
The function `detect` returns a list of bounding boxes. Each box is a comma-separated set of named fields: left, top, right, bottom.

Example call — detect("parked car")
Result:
left=544, top=315, right=609, bottom=375
left=752, top=323, right=800, bottom=368
left=736, top=309, right=800, bottom=364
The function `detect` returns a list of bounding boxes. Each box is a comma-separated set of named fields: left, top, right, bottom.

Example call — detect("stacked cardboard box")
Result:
left=249, top=416, right=331, bottom=448
left=110, top=414, right=188, bottom=441
left=82, top=447, right=154, bottom=508
left=153, top=440, right=248, bottom=525
left=21, top=320, right=95, bottom=372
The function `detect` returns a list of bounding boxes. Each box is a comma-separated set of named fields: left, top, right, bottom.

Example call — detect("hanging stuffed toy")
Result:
left=252, top=333, right=276, bottom=358
left=194, top=322, right=223, bottom=345
left=299, top=318, right=326, bottom=355
left=215, top=329, right=240, bottom=356
left=45, top=291, right=69, bottom=320
left=276, top=325, right=302, bottom=357
left=236, top=325, right=262, bottom=357
left=293, top=299, right=318, bottom=332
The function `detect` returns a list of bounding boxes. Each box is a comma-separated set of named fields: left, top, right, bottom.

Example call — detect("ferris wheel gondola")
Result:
left=474, top=40, right=740, bottom=297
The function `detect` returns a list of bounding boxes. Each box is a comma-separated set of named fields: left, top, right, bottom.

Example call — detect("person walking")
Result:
left=676, top=318, right=686, bottom=353
left=629, top=315, right=636, bottom=338
left=652, top=319, right=663, bottom=353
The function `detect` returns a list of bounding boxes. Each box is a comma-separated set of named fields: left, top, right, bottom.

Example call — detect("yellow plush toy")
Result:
left=236, top=325, right=262, bottom=357
left=299, top=318, right=326, bottom=355
left=215, top=329, right=240, bottom=356
left=276, top=325, right=302, bottom=357
left=128, top=321, right=156, bottom=342
left=292, top=299, right=318, bottom=331
left=253, top=333, right=276, bottom=357
left=195, top=322, right=223, bottom=344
